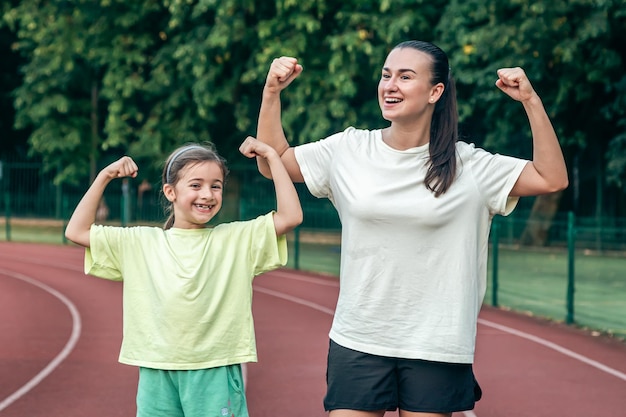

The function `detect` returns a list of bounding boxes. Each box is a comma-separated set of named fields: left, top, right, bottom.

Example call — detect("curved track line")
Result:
left=256, top=284, right=477, bottom=417
left=270, top=270, right=340, bottom=287
left=477, top=318, right=626, bottom=382
left=0, top=254, right=84, bottom=273
left=254, top=286, right=336, bottom=315
left=0, top=268, right=82, bottom=412
left=261, top=274, right=626, bottom=383
left=257, top=276, right=626, bottom=416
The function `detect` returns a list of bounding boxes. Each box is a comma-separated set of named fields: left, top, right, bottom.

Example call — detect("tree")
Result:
left=437, top=0, right=626, bottom=243
left=3, top=0, right=448, bottom=185
left=0, top=0, right=28, bottom=161
left=243, top=0, right=448, bottom=145
left=4, top=0, right=625, bottom=223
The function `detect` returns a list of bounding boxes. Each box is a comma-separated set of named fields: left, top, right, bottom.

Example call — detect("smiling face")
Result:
left=378, top=47, right=444, bottom=125
left=163, top=160, right=224, bottom=229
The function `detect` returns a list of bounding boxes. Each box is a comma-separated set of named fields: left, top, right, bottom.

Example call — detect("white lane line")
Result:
left=0, top=268, right=82, bottom=412
left=268, top=269, right=340, bottom=287
left=254, top=286, right=336, bottom=315
left=0, top=254, right=84, bottom=273
left=255, top=280, right=626, bottom=417
left=478, top=318, right=626, bottom=382
left=262, top=279, right=626, bottom=383
left=256, top=285, right=482, bottom=415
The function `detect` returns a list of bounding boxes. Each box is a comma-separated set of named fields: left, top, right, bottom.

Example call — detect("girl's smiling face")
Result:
left=163, top=160, right=224, bottom=229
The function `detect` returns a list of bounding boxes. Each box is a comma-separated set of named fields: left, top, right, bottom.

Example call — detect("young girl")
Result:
left=255, top=41, right=568, bottom=416
left=65, top=137, right=302, bottom=417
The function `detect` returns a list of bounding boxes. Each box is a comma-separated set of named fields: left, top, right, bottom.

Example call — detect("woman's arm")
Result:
left=256, top=56, right=305, bottom=182
left=65, top=157, right=138, bottom=247
left=240, top=137, right=303, bottom=236
left=495, top=67, right=569, bottom=197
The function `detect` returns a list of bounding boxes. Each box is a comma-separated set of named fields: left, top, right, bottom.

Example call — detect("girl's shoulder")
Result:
left=93, top=224, right=163, bottom=235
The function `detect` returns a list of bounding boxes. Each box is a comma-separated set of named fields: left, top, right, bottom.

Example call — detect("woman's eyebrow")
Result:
left=382, top=67, right=417, bottom=74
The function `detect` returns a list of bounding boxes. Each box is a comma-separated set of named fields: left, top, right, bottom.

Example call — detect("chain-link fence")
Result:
left=1, top=160, right=625, bottom=341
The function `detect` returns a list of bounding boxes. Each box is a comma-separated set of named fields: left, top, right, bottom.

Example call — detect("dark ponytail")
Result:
left=393, top=41, right=458, bottom=197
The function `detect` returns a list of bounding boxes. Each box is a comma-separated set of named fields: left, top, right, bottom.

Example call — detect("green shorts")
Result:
left=136, top=365, right=248, bottom=417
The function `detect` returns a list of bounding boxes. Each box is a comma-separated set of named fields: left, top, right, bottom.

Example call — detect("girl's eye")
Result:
left=212, top=185, right=223, bottom=190
left=190, top=183, right=201, bottom=189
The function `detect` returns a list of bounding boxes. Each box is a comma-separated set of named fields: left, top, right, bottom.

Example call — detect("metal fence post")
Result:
left=566, top=211, right=576, bottom=324
left=294, top=226, right=300, bottom=270
left=491, top=217, right=500, bottom=307
left=62, top=195, right=68, bottom=245
left=121, top=179, right=129, bottom=226
left=4, top=192, right=11, bottom=241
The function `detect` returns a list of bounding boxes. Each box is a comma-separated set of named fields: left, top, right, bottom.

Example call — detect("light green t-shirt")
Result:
left=85, top=212, right=287, bottom=370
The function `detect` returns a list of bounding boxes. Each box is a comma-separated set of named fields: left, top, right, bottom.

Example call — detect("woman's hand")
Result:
left=495, top=67, right=537, bottom=103
left=265, top=56, right=303, bottom=94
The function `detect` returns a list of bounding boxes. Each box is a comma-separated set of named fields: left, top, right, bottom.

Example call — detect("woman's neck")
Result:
left=382, top=123, right=431, bottom=150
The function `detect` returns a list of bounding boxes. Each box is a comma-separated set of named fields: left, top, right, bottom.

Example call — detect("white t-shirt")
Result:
left=295, top=127, right=527, bottom=363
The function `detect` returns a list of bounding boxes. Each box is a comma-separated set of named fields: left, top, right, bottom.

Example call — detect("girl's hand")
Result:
left=101, top=156, right=139, bottom=180
left=239, top=136, right=279, bottom=160
left=265, top=56, right=303, bottom=93
left=495, top=67, right=537, bottom=102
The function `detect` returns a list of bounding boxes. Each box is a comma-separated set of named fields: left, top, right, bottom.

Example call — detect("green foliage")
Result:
left=3, top=0, right=448, bottom=185
left=2, top=0, right=625, bottom=214
left=438, top=0, right=626, bottom=199
left=246, top=0, right=447, bottom=144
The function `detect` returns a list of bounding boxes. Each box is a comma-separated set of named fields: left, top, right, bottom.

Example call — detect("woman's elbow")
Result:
left=293, top=210, right=304, bottom=229
left=551, top=175, right=569, bottom=193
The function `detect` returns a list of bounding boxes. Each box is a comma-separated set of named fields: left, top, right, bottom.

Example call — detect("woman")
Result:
left=255, top=40, right=568, bottom=417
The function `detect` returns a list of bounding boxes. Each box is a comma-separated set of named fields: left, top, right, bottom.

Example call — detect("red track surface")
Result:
left=1, top=242, right=625, bottom=416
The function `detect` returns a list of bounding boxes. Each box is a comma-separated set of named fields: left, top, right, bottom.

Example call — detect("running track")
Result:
left=1, top=242, right=625, bottom=416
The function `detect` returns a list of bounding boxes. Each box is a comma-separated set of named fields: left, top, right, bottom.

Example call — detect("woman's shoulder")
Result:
left=455, top=140, right=477, bottom=152
left=327, top=126, right=380, bottom=145
left=303, top=126, right=379, bottom=150
left=342, top=126, right=380, bottom=137
left=455, top=140, right=493, bottom=161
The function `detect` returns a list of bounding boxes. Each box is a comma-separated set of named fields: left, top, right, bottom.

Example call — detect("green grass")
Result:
left=486, top=248, right=626, bottom=340
left=0, top=223, right=67, bottom=244
left=286, top=240, right=341, bottom=277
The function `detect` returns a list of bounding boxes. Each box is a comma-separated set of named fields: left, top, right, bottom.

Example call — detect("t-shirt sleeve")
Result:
left=466, top=144, right=529, bottom=216
left=294, top=129, right=348, bottom=200
left=84, top=225, right=124, bottom=281
left=244, top=212, right=288, bottom=276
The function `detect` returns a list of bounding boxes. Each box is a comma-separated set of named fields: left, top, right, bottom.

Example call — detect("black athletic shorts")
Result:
left=324, top=339, right=482, bottom=413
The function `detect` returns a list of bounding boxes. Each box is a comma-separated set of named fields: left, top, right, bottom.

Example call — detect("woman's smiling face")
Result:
left=378, top=47, right=441, bottom=124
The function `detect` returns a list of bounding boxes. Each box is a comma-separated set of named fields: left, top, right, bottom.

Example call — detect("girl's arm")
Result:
left=240, top=137, right=303, bottom=236
left=495, top=67, right=569, bottom=197
left=255, top=56, right=305, bottom=182
left=65, top=156, right=138, bottom=247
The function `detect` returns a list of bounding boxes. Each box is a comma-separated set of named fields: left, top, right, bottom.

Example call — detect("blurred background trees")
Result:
left=1, top=0, right=625, bottom=229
